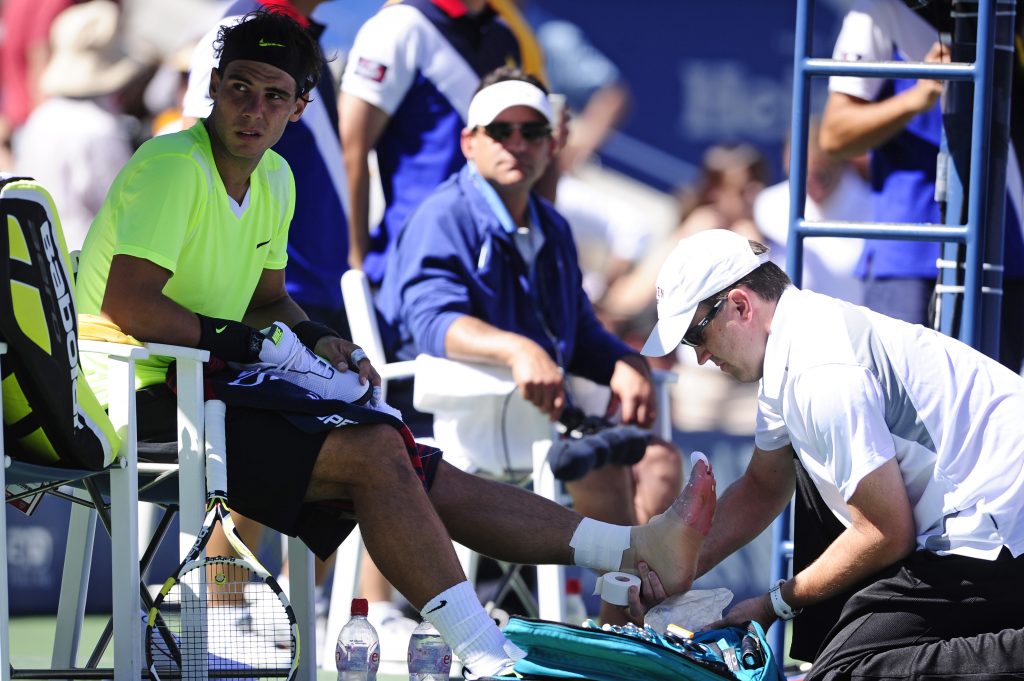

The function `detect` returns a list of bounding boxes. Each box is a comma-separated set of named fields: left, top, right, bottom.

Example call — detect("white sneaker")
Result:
left=367, top=605, right=418, bottom=663
left=256, top=322, right=372, bottom=403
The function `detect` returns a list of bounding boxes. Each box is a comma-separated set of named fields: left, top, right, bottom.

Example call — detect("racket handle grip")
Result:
left=204, top=399, right=228, bottom=496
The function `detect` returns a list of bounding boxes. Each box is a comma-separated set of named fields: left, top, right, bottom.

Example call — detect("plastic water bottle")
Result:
left=565, top=577, right=588, bottom=625
left=336, top=598, right=380, bottom=681
left=407, top=619, right=452, bottom=681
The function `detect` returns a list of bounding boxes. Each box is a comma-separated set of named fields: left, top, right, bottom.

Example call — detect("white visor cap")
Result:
left=641, top=229, right=770, bottom=356
left=466, top=80, right=555, bottom=129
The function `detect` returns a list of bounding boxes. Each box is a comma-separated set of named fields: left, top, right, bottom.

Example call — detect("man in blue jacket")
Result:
left=378, top=67, right=682, bottom=625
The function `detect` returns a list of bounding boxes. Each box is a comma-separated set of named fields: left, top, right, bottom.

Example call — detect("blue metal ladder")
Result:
left=771, top=0, right=1016, bottom=662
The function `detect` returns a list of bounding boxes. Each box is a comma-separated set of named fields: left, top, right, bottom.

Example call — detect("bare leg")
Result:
left=304, top=424, right=467, bottom=609
left=426, top=461, right=580, bottom=566
left=207, top=513, right=266, bottom=604
left=631, top=439, right=683, bottom=525
left=567, top=464, right=636, bottom=625
left=359, top=552, right=394, bottom=602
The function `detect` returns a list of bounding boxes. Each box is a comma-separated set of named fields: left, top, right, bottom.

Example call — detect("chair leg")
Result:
left=320, top=528, right=364, bottom=670
left=51, top=489, right=98, bottom=669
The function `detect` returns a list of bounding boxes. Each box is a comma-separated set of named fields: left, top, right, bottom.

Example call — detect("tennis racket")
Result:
left=145, top=399, right=299, bottom=681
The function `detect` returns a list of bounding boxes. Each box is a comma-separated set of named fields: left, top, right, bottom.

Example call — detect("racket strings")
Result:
left=148, top=557, right=296, bottom=680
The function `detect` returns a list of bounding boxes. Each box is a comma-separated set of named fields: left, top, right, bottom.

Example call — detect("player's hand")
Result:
left=608, top=354, right=656, bottom=427
left=704, top=593, right=776, bottom=632
left=314, top=336, right=381, bottom=387
left=911, top=41, right=951, bottom=113
left=625, top=561, right=668, bottom=619
left=510, top=338, right=565, bottom=420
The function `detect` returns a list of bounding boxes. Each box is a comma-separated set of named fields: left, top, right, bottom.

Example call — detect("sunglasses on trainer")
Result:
left=680, top=298, right=725, bottom=348
left=479, top=121, right=552, bottom=142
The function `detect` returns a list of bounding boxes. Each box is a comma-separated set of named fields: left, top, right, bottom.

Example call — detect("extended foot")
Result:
left=621, top=453, right=716, bottom=596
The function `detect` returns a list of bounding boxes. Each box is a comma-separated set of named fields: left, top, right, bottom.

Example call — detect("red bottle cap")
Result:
left=351, top=598, right=369, bottom=616
left=566, top=577, right=582, bottom=595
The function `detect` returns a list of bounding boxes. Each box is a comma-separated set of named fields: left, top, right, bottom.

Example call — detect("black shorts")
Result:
left=136, top=382, right=442, bottom=560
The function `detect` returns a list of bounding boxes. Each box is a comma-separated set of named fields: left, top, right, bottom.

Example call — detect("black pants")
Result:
left=792, top=464, right=1024, bottom=680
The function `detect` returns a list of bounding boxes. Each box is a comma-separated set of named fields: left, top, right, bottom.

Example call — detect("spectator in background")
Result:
left=820, top=0, right=948, bottom=323
left=340, top=0, right=524, bottom=285
left=0, top=0, right=78, bottom=168
left=601, top=143, right=770, bottom=338
left=378, top=68, right=683, bottom=627
left=14, top=0, right=144, bottom=251
left=340, top=3, right=529, bottom=643
left=506, top=0, right=648, bottom=306
left=754, top=118, right=871, bottom=304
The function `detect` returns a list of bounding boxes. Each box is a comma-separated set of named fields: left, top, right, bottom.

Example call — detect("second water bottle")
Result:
left=407, top=619, right=452, bottom=681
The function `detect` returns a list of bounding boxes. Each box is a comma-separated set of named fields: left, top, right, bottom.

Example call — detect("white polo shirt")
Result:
left=755, top=287, right=1024, bottom=560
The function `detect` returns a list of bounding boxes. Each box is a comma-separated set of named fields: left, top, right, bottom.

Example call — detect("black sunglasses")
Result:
left=681, top=298, right=725, bottom=348
left=480, top=121, right=552, bottom=142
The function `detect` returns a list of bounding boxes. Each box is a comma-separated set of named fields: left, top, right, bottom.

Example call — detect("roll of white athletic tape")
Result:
left=593, top=571, right=642, bottom=606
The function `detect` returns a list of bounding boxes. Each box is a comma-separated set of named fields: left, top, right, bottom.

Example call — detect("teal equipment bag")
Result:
left=504, top=617, right=785, bottom=681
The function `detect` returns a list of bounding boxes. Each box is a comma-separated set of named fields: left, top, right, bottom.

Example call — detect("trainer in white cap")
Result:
left=466, top=79, right=555, bottom=129
left=641, top=229, right=770, bottom=357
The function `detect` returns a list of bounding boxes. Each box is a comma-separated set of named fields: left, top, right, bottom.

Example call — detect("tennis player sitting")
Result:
left=76, top=9, right=716, bottom=678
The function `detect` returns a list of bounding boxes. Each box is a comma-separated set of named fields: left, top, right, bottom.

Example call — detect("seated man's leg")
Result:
left=631, top=439, right=683, bottom=525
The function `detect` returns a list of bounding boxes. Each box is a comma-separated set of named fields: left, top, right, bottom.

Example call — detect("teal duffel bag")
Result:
left=504, top=617, right=785, bottom=681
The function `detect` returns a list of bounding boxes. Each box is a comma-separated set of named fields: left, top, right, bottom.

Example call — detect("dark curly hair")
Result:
left=213, top=9, right=324, bottom=100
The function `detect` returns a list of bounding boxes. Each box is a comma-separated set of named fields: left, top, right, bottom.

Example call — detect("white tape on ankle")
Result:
left=570, top=518, right=631, bottom=572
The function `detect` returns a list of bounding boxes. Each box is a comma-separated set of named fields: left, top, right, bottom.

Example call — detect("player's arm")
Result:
left=101, top=254, right=201, bottom=346
left=243, top=267, right=307, bottom=331
left=444, top=315, right=566, bottom=420
left=340, top=93, right=390, bottom=271
left=714, top=457, right=915, bottom=630
left=696, top=444, right=797, bottom=578
left=820, top=42, right=949, bottom=158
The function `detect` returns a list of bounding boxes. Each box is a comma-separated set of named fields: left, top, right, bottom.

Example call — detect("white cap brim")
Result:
left=641, top=307, right=697, bottom=357
left=466, top=80, right=554, bottom=128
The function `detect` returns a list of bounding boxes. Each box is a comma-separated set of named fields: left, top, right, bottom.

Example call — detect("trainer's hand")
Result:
left=314, top=336, right=381, bottom=387
left=626, top=561, right=668, bottom=620
left=704, top=593, right=776, bottom=632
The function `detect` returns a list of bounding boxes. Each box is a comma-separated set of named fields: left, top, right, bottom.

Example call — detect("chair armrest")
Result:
left=143, top=343, right=209, bottom=363
left=378, top=360, right=417, bottom=383
left=79, top=340, right=150, bottom=361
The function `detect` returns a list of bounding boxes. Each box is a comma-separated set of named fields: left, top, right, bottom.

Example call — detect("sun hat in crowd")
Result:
left=40, top=0, right=143, bottom=99
left=466, top=79, right=555, bottom=129
left=641, top=229, right=770, bottom=357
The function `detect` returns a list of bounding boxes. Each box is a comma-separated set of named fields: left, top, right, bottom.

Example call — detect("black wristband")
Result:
left=293, top=320, right=340, bottom=350
left=196, top=314, right=264, bottom=363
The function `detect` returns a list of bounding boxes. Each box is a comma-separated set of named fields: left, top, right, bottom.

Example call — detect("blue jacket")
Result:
left=377, top=165, right=634, bottom=386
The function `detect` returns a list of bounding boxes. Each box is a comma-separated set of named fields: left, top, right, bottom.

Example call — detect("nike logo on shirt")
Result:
left=215, top=325, right=228, bottom=334
left=256, top=239, right=271, bottom=249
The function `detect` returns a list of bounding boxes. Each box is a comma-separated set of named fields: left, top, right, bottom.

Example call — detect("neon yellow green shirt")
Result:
left=77, top=121, right=294, bottom=403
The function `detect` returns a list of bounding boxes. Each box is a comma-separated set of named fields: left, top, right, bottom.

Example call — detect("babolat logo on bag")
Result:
left=0, top=176, right=117, bottom=469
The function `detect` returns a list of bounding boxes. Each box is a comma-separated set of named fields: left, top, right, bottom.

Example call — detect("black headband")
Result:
left=218, top=37, right=308, bottom=96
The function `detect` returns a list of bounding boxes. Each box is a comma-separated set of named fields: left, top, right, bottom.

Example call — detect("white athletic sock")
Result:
left=421, top=582, right=524, bottom=676
left=569, top=517, right=632, bottom=572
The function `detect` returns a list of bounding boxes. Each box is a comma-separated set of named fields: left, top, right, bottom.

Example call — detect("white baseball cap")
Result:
left=641, top=229, right=770, bottom=356
left=466, top=80, right=555, bottom=129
